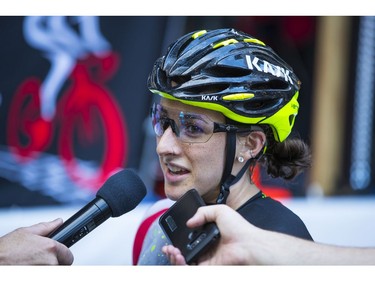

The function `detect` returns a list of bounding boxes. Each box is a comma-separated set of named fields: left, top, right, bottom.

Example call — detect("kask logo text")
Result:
left=245, top=55, right=294, bottom=85
left=201, top=95, right=218, bottom=101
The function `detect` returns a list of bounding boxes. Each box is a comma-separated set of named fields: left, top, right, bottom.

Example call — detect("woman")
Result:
left=136, top=28, right=312, bottom=265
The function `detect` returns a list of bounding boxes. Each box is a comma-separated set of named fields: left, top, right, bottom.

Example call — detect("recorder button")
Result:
left=187, top=232, right=207, bottom=250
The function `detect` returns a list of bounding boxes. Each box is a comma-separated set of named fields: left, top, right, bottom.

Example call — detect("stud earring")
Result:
left=250, top=150, right=254, bottom=158
left=238, top=156, right=244, bottom=163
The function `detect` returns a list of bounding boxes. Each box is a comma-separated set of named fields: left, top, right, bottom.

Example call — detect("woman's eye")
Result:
left=185, top=124, right=203, bottom=135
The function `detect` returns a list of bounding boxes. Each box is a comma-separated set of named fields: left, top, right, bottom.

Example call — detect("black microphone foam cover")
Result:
left=96, top=169, right=147, bottom=217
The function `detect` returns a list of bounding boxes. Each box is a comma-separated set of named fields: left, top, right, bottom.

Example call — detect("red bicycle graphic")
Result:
left=7, top=52, right=128, bottom=192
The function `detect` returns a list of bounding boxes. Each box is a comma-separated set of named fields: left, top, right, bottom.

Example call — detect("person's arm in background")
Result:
left=163, top=204, right=375, bottom=265
left=0, top=218, right=74, bottom=265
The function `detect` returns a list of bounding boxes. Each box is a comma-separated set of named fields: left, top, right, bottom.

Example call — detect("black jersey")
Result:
left=237, top=191, right=313, bottom=241
left=137, top=191, right=313, bottom=264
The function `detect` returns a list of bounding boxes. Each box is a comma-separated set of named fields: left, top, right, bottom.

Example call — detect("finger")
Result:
left=163, top=245, right=187, bottom=265
left=174, top=254, right=187, bottom=265
left=186, top=205, right=227, bottom=227
left=25, top=218, right=64, bottom=236
left=55, top=243, right=74, bottom=265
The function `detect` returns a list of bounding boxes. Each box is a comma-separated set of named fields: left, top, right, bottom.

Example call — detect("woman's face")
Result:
left=154, top=98, right=227, bottom=203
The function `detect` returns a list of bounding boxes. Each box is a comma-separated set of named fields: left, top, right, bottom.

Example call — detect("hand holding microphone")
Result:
left=48, top=169, right=147, bottom=247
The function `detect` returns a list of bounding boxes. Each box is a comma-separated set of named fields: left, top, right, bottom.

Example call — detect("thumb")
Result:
left=186, top=205, right=225, bottom=228
left=25, top=218, right=64, bottom=236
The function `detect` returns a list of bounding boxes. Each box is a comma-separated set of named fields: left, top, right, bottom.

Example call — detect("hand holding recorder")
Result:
left=159, top=189, right=220, bottom=265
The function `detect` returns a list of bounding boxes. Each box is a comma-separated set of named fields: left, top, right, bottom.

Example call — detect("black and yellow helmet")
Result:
left=148, top=28, right=301, bottom=142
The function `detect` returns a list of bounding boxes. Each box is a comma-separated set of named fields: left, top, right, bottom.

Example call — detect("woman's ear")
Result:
left=242, top=131, right=266, bottom=160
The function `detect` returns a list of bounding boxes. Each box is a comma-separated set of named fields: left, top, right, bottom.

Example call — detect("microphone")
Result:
left=48, top=169, right=147, bottom=247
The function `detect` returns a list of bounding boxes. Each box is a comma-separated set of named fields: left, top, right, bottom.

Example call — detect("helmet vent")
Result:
left=189, top=84, right=228, bottom=94
left=243, top=97, right=283, bottom=113
left=252, top=80, right=289, bottom=90
left=170, top=76, right=191, bottom=87
left=204, top=66, right=252, bottom=78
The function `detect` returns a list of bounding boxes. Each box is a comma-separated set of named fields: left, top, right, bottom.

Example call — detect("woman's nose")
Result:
left=156, top=126, right=180, bottom=156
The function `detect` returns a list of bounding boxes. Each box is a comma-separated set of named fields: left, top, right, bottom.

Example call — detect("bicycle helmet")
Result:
left=148, top=28, right=301, bottom=143
left=148, top=28, right=302, bottom=204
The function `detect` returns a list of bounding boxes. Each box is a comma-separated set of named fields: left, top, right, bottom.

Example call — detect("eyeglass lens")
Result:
left=151, top=103, right=217, bottom=143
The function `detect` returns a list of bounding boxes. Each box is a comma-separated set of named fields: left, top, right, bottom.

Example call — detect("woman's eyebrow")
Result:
left=179, top=112, right=211, bottom=124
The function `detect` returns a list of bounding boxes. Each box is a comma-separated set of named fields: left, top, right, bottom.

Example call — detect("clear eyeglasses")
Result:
left=150, top=103, right=250, bottom=143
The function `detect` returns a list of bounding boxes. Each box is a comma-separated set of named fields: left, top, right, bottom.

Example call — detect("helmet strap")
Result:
left=216, top=132, right=252, bottom=204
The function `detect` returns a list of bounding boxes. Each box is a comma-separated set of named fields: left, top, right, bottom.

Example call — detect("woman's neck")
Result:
left=225, top=178, right=260, bottom=210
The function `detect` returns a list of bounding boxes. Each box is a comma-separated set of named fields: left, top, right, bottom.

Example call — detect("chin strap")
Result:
left=216, top=158, right=252, bottom=204
left=216, top=124, right=267, bottom=204
left=216, top=131, right=253, bottom=204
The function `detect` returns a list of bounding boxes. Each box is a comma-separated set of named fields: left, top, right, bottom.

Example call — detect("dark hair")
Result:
left=259, top=126, right=312, bottom=180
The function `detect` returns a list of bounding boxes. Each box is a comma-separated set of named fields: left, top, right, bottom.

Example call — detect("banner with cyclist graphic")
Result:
left=0, top=16, right=169, bottom=206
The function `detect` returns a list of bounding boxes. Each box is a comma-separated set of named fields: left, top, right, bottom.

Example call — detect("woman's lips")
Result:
left=164, top=163, right=189, bottom=184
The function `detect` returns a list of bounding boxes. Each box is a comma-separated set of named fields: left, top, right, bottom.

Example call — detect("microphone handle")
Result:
left=48, top=197, right=112, bottom=247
